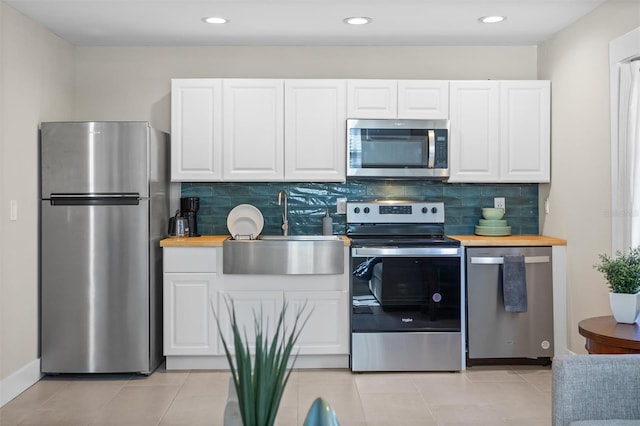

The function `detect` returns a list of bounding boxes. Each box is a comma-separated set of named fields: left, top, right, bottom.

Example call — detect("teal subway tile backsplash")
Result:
left=181, top=181, right=539, bottom=236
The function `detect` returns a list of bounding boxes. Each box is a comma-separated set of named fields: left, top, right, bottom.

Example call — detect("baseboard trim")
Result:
left=166, top=355, right=350, bottom=370
left=0, top=358, right=42, bottom=408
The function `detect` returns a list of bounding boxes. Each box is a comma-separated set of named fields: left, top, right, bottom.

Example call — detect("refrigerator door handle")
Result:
left=49, top=194, right=140, bottom=206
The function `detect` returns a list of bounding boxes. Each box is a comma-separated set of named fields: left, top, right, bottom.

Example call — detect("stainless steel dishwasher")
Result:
left=466, top=246, right=553, bottom=362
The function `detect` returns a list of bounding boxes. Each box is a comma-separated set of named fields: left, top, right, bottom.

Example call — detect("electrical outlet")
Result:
left=336, top=198, right=347, bottom=214
left=494, top=197, right=506, bottom=211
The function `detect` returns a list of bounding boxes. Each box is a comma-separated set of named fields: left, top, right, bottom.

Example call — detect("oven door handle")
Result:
left=470, top=256, right=550, bottom=265
left=352, top=247, right=461, bottom=257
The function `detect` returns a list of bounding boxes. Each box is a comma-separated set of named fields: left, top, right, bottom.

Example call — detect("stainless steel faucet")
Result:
left=277, top=190, right=289, bottom=236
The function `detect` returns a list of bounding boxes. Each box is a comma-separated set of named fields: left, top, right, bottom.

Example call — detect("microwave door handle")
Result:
left=427, top=129, right=435, bottom=168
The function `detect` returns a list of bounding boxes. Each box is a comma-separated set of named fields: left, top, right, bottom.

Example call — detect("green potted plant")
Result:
left=214, top=298, right=311, bottom=426
left=595, top=247, right=640, bottom=323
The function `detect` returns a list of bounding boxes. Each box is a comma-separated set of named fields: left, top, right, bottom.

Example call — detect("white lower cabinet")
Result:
left=162, top=245, right=350, bottom=369
left=215, top=288, right=349, bottom=357
left=216, top=290, right=284, bottom=353
left=285, top=290, right=349, bottom=355
left=164, top=272, right=218, bottom=355
left=163, top=247, right=220, bottom=356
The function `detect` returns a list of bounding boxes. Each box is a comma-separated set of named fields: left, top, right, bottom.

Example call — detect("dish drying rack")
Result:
left=229, top=233, right=259, bottom=240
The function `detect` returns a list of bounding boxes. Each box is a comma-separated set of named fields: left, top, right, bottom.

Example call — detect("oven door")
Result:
left=351, top=246, right=462, bottom=332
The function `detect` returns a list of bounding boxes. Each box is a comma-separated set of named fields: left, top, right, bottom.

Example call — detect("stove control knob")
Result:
left=364, top=207, right=370, bottom=214
left=431, top=207, right=438, bottom=214
left=353, top=207, right=360, bottom=214
left=421, top=207, right=428, bottom=214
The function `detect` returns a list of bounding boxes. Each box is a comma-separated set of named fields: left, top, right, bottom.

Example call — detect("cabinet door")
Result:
left=500, top=81, right=551, bottom=183
left=284, top=290, right=349, bottom=355
left=397, top=80, right=449, bottom=119
left=216, top=290, right=284, bottom=354
left=347, top=80, right=397, bottom=118
left=163, top=273, right=218, bottom=355
left=170, top=79, right=223, bottom=181
left=448, top=81, right=500, bottom=182
left=223, top=79, right=284, bottom=181
left=284, top=80, right=347, bottom=182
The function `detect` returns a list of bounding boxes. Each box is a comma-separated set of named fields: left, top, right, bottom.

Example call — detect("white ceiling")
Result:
left=4, top=0, right=609, bottom=46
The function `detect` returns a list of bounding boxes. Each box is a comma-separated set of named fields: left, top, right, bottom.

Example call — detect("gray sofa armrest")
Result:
left=552, top=354, right=640, bottom=426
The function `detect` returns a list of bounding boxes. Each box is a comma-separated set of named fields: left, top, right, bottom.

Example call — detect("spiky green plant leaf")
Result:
left=212, top=297, right=311, bottom=426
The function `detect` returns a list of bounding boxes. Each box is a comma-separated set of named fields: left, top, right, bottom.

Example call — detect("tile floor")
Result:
left=0, top=364, right=552, bottom=426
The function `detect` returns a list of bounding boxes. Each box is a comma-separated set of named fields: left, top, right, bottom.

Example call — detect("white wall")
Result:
left=538, top=0, right=640, bottom=353
left=0, top=2, right=74, bottom=403
left=73, top=45, right=538, bottom=131
left=0, top=0, right=5, bottom=398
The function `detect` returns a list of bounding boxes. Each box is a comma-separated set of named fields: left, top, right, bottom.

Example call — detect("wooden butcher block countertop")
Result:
left=160, top=235, right=228, bottom=247
left=160, top=235, right=565, bottom=248
left=449, top=235, right=567, bottom=246
left=160, top=235, right=351, bottom=247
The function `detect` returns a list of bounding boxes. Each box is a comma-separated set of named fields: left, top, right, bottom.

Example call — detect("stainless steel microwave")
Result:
left=347, top=119, right=449, bottom=179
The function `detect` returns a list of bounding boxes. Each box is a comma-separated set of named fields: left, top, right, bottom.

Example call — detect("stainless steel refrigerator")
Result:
left=40, top=121, right=169, bottom=374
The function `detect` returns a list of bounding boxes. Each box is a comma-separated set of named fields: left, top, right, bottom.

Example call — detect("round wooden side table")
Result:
left=578, top=315, right=640, bottom=354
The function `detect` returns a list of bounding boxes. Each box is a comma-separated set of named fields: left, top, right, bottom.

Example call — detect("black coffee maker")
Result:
left=180, top=197, right=200, bottom=237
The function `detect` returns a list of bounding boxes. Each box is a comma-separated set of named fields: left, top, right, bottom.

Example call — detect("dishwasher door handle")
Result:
left=470, top=255, right=550, bottom=265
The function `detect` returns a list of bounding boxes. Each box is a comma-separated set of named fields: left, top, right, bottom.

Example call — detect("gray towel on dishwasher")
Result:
left=503, top=255, right=527, bottom=312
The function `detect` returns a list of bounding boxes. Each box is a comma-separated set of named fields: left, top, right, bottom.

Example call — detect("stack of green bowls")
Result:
left=475, top=208, right=511, bottom=236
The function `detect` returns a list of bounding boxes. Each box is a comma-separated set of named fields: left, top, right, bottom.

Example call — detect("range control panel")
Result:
left=347, top=201, right=445, bottom=224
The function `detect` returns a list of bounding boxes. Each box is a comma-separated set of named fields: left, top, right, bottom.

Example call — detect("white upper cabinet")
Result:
left=499, top=81, right=551, bottom=182
left=284, top=80, right=347, bottom=182
left=347, top=80, right=449, bottom=119
left=449, top=80, right=550, bottom=183
left=397, top=80, right=449, bottom=119
left=170, top=78, right=547, bottom=183
left=223, top=79, right=285, bottom=181
left=347, top=80, right=397, bottom=118
left=449, top=81, right=500, bottom=182
left=170, top=79, right=223, bottom=181
left=171, top=78, right=347, bottom=182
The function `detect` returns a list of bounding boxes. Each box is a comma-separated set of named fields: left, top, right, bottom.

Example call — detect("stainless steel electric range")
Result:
left=347, top=200, right=465, bottom=372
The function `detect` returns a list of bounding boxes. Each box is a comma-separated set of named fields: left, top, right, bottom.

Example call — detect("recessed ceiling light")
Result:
left=343, top=17, right=372, bottom=25
left=479, top=16, right=505, bottom=24
left=202, top=16, right=229, bottom=24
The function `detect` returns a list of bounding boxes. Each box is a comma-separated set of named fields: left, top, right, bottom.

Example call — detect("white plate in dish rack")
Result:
left=227, top=204, right=264, bottom=239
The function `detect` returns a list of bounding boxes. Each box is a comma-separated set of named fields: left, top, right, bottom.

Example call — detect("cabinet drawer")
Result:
left=164, top=247, right=218, bottom=273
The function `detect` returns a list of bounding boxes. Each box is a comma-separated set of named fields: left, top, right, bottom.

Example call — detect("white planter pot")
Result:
left=224, top=377, right=242, bottom=426
left=609, top=292, right=640, bottom=324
